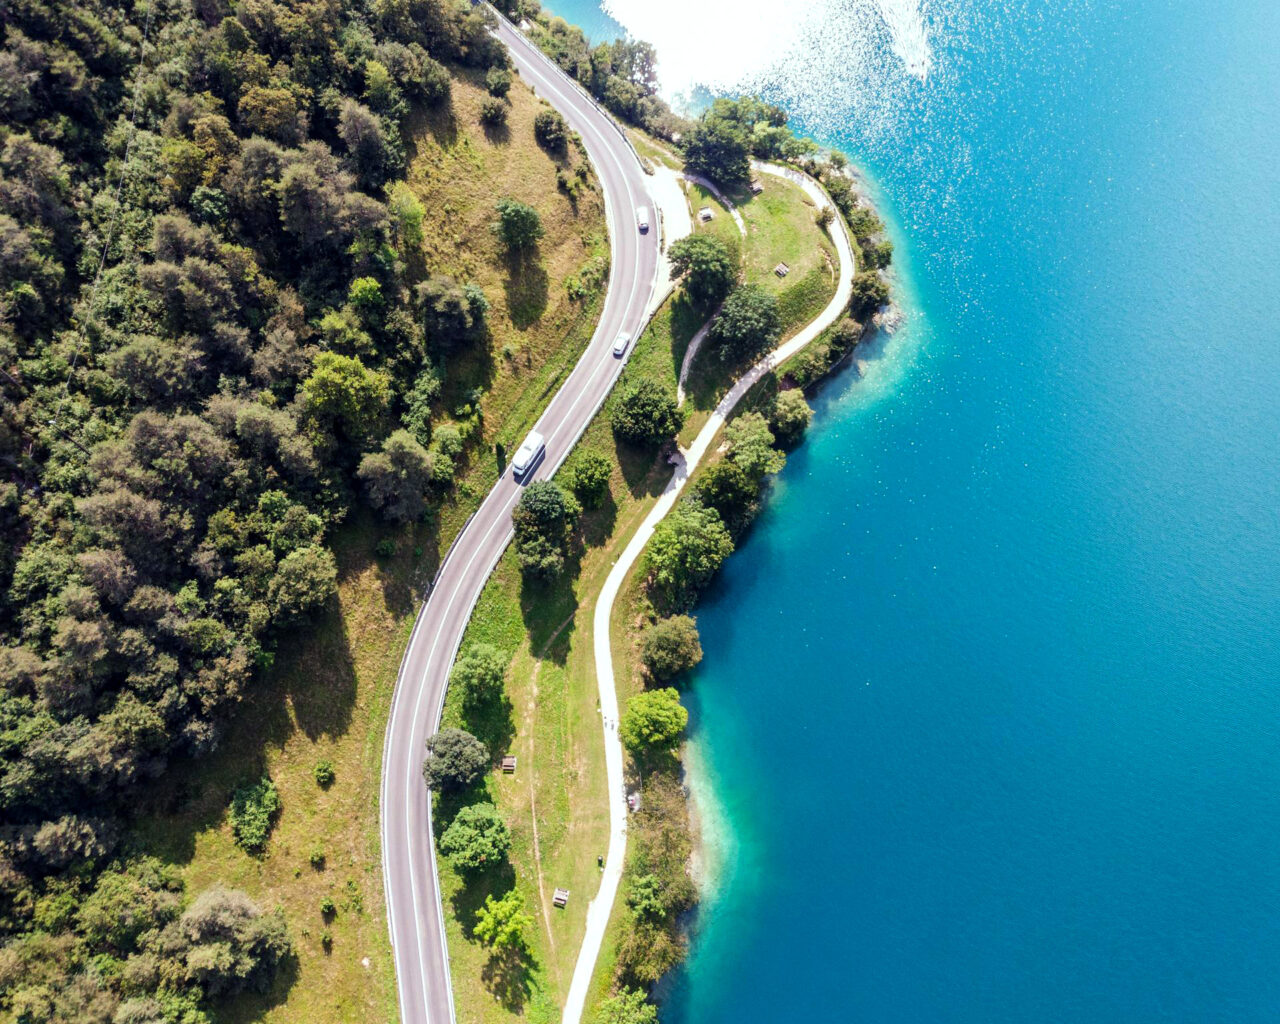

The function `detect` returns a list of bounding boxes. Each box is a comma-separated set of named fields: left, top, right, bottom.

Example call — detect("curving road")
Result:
left=379, top=13, right=660, bottom=1024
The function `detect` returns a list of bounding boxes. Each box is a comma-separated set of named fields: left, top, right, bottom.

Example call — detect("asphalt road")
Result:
left=379, top=14, right=660, bottom=1024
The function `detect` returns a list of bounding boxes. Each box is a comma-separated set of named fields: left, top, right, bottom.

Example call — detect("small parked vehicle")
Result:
left=612, top=331, right=631, bottom=357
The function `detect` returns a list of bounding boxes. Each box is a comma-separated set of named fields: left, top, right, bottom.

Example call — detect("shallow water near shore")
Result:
left=548, top=0, right=1280, bottom=1019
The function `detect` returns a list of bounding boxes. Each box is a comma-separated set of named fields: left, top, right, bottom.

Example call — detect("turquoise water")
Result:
left=549, top=0, right=1280, bottom=1019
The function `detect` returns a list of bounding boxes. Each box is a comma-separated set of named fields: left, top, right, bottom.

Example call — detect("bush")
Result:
left=534, top=108, right=568, bottom=150
left=620, top=688, right=688, bottom=753
left=229, top=778, right=282, bottom=853
left=439, top=803, right=511, bottom=873
left=423, top=728, right=490, bottom=791
left=320, top=896, right=336, bottom=918
left=313, top=760, right=336, bottom=787
left=640, top=615, right=703, bottom=681
left=595, top=988, right=658, bottom=1024
left=567, top=451, right=612, bottom=508
left=485, top=67, right=512, bottom=97
left=309, top=846, right=325, bottom=869
left=724, top=412, right=785, bottom=481
left=479, top=97, right=508, bottom=127
left=612, top=377, right=683, bottom=447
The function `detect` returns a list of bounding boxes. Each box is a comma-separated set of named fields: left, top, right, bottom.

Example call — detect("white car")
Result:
left=510, top=430, right=545, bottom=480
left=612, top=331, right=631, bottom=357
left=636, top=206, right=650, bottom=232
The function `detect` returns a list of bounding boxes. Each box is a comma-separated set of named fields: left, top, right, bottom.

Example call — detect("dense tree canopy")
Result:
left=439, top=802, right=511, bottom=874
left=724, top=412, right=785, bottom=482
left=770, top=388, right=813, bottom=447
left=0, top=0, right=513, bottom=1009
left=640, top=615, right=703, bottom=682
left=620, top=688, right=688, bottom=753
left=644, top=500, right=734, bottom=610
left=511, top=481, right=579, bottom=579
left=611, top=377, right=683, bottom=447
left=448, top=644, right=509, bottom=710
left=423, top=728, right=489, bottom=792
left=667, top=234, right=738, bottom=307
left=709, top=285, right=782, bottom=362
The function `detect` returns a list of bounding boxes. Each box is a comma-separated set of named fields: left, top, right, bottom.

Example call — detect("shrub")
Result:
left=313, top=760, right=335, bottom=787
left=849, top=270, right=890, bottom=319
left=485, top=67, right=512, bottom=97
left=595, top=987, right=658, bottom=1024
left=534, top=108, right=568, bottom=150
left=320, top=896, right=336, bottom=918
left=479, top=97, right=508, bottom=127
left=494, top=197, right=544, bottom=251
left=229, top=778, right=282, bottom=853
left=640, top=615, right=703, bottom=681
left=309, top=846, right=325, bottom=869
left=449, top=644, right=509, bottom=708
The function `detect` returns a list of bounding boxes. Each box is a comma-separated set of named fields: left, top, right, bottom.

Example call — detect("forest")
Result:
left=0, top=0, right=674, bottom=1019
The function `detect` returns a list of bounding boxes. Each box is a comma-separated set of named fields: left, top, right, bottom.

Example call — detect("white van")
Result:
left=612, top=331, right=631, bottom=357
left=636, top=206, right=650, bottom=233
left=510, top=430, right=545, bottom=480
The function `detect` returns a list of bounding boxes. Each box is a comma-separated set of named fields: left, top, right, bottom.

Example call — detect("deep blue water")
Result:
left=548, top=0, right=1280, bottom=1019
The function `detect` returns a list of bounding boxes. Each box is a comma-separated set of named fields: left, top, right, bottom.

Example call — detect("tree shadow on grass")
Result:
left=615, top=440, right=667, bottom=500
left=578, top=488, right=619, bottom=549
left=503, top=250, right=548, bottom=329
left=518, top=564, right=579, bottom=668
left=481, top=119, right=511, bottom=146
left=216, top=949, right=302, bottom=1024
left=481, top=946, right=538, bottom=1013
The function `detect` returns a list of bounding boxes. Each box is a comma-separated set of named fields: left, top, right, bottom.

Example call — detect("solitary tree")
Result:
left=620, top=688, right=688, bottom=753
left=494, top=198, right=544, bottom=252
left=611, top=377, right=683, bottom=447
left=640, top=615, right=703, bottom=681
left=473, top=888, right=533, bottom=950
left=668, top=234, right=737, bottom=306
left=709, top=285, right=781, bottom=362
left=511, top=481, right=579, bottom=579
left=448, top=644, right=509, bottom=708
left=423, top=728, right=489, bottom=791
left=485, top=67, right=512, bottom=98
left=439, top=803, right=511, bottom=873
left=849, top=270, right=890, bottom=320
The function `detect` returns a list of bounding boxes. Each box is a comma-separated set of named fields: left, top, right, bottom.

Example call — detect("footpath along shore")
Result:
left=561, top=159, right=857, bottom=1024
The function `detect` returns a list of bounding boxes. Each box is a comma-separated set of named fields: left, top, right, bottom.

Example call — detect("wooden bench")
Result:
left=552, top=888, right=570, bottom=908
left=500, top=755, right=517, bottom=774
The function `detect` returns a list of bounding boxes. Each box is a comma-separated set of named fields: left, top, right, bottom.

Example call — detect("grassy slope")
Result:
left=129, top=68, right=608, bottom=1024
left=442, top=155, right=840, bottom=1021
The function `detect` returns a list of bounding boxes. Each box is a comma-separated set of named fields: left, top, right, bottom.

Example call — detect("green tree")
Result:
left=423, top=728, right=489, bottom=791
left=640, top=615, right=703, bottom=681
left=770, top=388, right=813, bottom=447
left=440, top=803, right=511, bottom=873
left=480, top=97, right=508, bottom=127
left=269, top=544, right=339, bottom=619
left=358, top=430, right=433, bottom=522
left=668, top=233, right=737, bottom=306
left=611, top=377, right=682, bottom=447
left=229, top=778, right=282, bottom=853
left=595, top=988, right=658, bottom=1024
left=681, top=109, right=751, bottom=186
left=567, top=451, right=612, bottom=508
left=693, top=460, right=758, bottom=534
left=449, top=644, right=509, bottom=708
left=849, top=270, right=890, bottom=320
left=494, top=198, right=544, bottom=252
left=620, top=688, right=688, bottom=753
left=473, top=888, right=533, bottom=949
left=300, top=351, right=391, bottom=444
left=534, top=108, right=568, bottom=151
left=644, top=500, right=733, bottom=609
left=724, top=412, right=785, bottom=481
left=625, top=874, right=666, bottom=921
left=709, top=285, right=781, bottom=362
left=511, top=481, right=579, bottom=579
